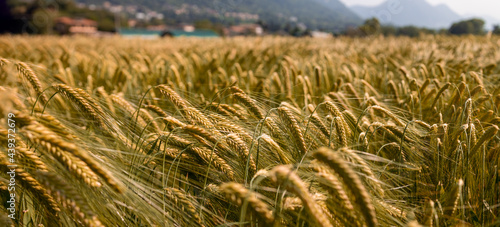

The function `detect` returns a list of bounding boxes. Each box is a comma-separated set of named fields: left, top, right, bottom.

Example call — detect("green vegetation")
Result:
left=449, top=18, right=486, bottom=35
left=0, top=35, right=499, bottom=226
left=4, top=0, right=117, bottom=34
left=493, top=25, right=500, bottom=35
left=348, top=18, right=489, bottom=38
left=346, top=18, right=437, bottom=37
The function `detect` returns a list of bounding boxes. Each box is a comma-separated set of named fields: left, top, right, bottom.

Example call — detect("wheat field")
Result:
left=0, top=35, right=499, bottom=226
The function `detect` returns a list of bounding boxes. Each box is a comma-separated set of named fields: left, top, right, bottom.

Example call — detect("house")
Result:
left=181, top=25, right=195, bottom=32
left=310, top=31, right=332, bottom=38
left=225, top=24, right=263, bottom=36
left=146, top=24, right=168, bottom=31
left=55, top=17, right=97, bottom=35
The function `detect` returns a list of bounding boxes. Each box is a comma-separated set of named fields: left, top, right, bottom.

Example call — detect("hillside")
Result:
left=75, top=0, right=362, bottom=32
left=351, top=0, right=461, bottom=29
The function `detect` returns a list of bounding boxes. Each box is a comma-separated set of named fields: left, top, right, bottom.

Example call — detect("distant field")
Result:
left=0, top=35, right=499, bottom=226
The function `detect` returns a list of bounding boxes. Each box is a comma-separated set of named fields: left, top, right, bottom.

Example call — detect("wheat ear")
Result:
left=313, top=163, right=354, bottom=212
left=37, top=113, right=77, bottom=141
left=22, top=123, right=105, bottom=188
left=220, top=182, right=275, bottom=225
left=342, top=149, right=384, bottom=197
left=371, top=105, right=405, bottom=127
left=278, top=106, right=308, bottom=154
left=0, top=152, right=60, bottom=213
left=165, top=135, right=235, bottom=180
left=344, top=83, right=361, bottom=105
left=165, top=188, right=204, bottom=227
left=226, top=133, right=256, bottom=175
left=17, top=62, right=48, bottom=104
left=110, top=94, right=148, bottom=129
left=96, top=86, right=115, bottom=114
left=325, top=101, right=352, bottom=136
left=313, top=147, right=377, bottom=227
left=0, top=129, right=48, bottom=171
left=144, top=104, right=168, bottom=118
left=0, top=57, right=10, bottom=66
left=36, top=171, right=104, bottom=227
left=333, top=117, right=348, bottom=147
left=219, top=103, right=247, bottom=120
left=19, top=115, right=124, bottom=192
left=270, top=166, right=333, bottom=227
left=261, top=134, right=291, bottom=164
left=53, top=84, right=106, bottom=128
left=157, top=84, right=189, bottom=110
left=232, top=92, right=265, bottom=119
left=431, top=82, right=451, bottom=109
left=208, top=114, right=253, bottom=142
left=307, top=104, right=330, bottom=138
left=469, top=125, right=498, bottom=158
left=387, top=80, right=399, bottom=101
left=450, top=179, right=464, bottom=215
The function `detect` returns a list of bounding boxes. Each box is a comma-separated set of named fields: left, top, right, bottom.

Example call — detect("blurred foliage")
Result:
left=493, top=25, right=500, bottom=35
left=449, top=18, right=485, bottom=35
left=345, top=18, right=437, bottom=38
left=2, top=0, right=117, bottom=34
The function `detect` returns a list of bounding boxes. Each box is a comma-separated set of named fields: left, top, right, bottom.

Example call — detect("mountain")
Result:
left=350, top=0, right=461, bottom=29
left=75, top=0, right=362, bottom=32
left=313, top=0, right=363, bottom=23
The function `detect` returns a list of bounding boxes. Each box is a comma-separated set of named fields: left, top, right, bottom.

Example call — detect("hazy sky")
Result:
left=339, top=0, right=500, bottom=18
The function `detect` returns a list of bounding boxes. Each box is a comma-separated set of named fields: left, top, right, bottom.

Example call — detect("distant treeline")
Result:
left=343, top=18, right=500, bottom=38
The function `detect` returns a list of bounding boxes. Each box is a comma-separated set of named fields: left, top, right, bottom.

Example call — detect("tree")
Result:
left=359, top=17, right=381, bottom=36
left=194, top=19, right=213, bottom=30
left=381, top=25, right=396, bottom=36
left=449, top=18, right=485, bottom=35
left=493, top=25, right=500, bottom=35
left=397, top=26, right=420, bottom=37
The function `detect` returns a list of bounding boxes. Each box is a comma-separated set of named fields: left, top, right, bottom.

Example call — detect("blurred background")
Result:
left=0, top=0, right=499, bottom=38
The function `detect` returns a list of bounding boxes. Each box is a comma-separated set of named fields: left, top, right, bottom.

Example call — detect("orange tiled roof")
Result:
left=56, top=17, right=97, bottom=27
